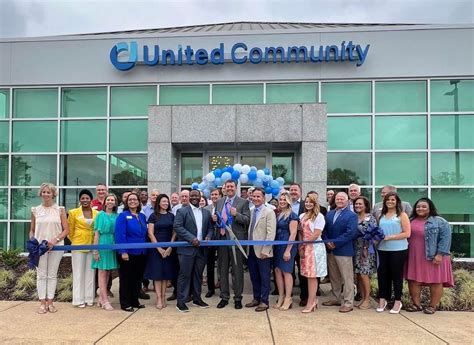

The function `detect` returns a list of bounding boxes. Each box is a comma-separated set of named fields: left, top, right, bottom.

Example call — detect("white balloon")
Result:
left=206, top=172, right=215, bottom=182
left=239, top=174, right=249, bottom=184
left=233, top=163, right=242, bottom=173
left=241, top=165, right=250, bottom=174
left=257, top=170, right=265, bottom=179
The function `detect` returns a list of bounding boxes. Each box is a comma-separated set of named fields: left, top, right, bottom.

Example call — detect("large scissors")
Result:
left=215, top=211, right=248, bottom=261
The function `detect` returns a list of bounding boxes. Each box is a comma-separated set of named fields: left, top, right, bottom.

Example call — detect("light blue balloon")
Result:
left=203, top=189, right=210, bottom=198
left=221, top=172, right=231, bottom=182
left=198, top=182, right=206, bottom=190
left=191, top=182, right=199, bottom=190
left=254, top=178, right=263, bottom=187
left=263, top=168, right=270, bottom=175
left=270, top=180, right=279, bottom=189
left=262, top=175, right=270, bottom=182
left=276, top=177, right=285, bottom=186
left=214, top=177, right=222, bottom=186
left=250, top=166, right=257, bottom=172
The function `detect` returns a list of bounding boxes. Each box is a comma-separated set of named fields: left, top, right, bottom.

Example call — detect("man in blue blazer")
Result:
left=322, top=192, right=358, bottom=313
left=174, top=190, right=214, bottom=312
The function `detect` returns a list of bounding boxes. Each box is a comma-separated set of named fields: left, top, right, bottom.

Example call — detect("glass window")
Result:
left=160, top=85, right=210, bottom=105
left=61, top=87, right=107, bottom=117
left=11, top=188, right=38, bottom=220
left=451, top=225, right=473, bottom=258
left=240, top=155, right=266, bottom=169
left=431, top=115, right=474, bottom=149
left=13, top=88, right=58, bottom=118
left=431, top=188, right=474, bottom=223
left=212, top=84, right=263, bottom=104
left=431, top=80, right=474, bottom=112
left=374, top=187, right=427, bottom=206
left=12, top=121, right=57, bottom=152
left=0, top=156, right=7, bottom=185
left=328, top=116, right=371, bottom=150
left=266, top=83, right=317, bottom=104
left=10, top=222, right=30, bottom=250
left=321, top=82, right=371, bottom=113
left=60, top=155, right=106, bottom=187
left=12, top=155, right=56, bottom=186
left=272, top=153, right=294, bottom=183
left=111, top=86, right=156, bottom=116
left=181, top=154, right=203, bottom=185
left=0, top=222, right=6, bottom=249
left=110, top=119, right=147, bottom=152
left=60, top=120, right=106, bottom=152
left=0, top=189, right=7, bottom=219
left=375, top=81, right=426, bottom=113
left=110, top=154, right=147, bottom=186
left=59, top=188, right=94, bottom=211
left=375, top=153, right=427, bottom=185
left=209, top=155, right=234, bottom=171
left=327, top=153, right=371, bottom=185
left=432, top=152, right=474, bottom=186
left=0, top=89, right=8, bottom=118
left=0, top=121, right=8, bottom=152
left=375, top=116, right=427, bottom=149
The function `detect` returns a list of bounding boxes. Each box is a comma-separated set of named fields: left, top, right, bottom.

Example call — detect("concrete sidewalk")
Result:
left=0, top=285, right=471, bottom=345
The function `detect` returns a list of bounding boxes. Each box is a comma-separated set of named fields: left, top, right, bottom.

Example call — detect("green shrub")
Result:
left=57, top=275, right=72, bottom=292
left=458, top=280, right=474, bottom=310
left=12, top=288, right=28, bottom=300
left=15, top=270, right=36, bottom=290
left=56, top=288, right=73, bottom=302
left=0, top=269, right=15, bottom=289
left=0, top=249, right=24, bottom=269
left=453, top=269, right=473, bottom=286
left=439, top=288, right=456, bottom=310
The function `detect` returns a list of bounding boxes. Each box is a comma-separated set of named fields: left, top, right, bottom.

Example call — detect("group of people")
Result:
left=29, top=181, right=453, bottom=316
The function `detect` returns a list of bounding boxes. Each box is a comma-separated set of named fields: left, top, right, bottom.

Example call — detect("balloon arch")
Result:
left=191, top=164, right=285, bottom=199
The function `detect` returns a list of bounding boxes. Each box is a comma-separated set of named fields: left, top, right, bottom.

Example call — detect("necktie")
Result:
left=249, top=207, right=259, bottom=240
left=220, top=200, right=231, bottom=236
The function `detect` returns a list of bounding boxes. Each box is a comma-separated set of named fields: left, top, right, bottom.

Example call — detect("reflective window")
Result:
left=431, top=152, right=474, bottom=186
left=0, top=89, right=8, bottom=118
left=328, top=116, right=371, bottom=150
left=60, top=188, right=94, bottom=211
left=375, top=116, right=427, bottom=149
left=0, top=122, right=8, bottom=152
left=431, top=188, right=474, bottom=223
left=110, top=154, right=147, bottom=186
left=209, top=155, right=234, bottom=171
left=431, top=80, right=474, bottom=112
left=375, top=81, right=426, bottom=113
left=160, top=85, right=210, bottom=105
left=266, top=83, right=317, bottom=104
left=327, top=153, right=371, bottom=185
left=240, top=155, right=266, bottom=169
left=272, top=153, right=294, bottom=183
left=431, top=115, right=474, bottom=149
left=11, top=188, right=38, bottom=220
left=375, top=153, right=427, bottom=185
left=61, top=87, right=107, bottom=117
left=181, top=154, right=203, bottom=185
left=12, top=121, right=57, bottom=152
left=12, top=155, right=56, bottom=186
left=321, top=82, right=371, bottom=113
left=374, top=187, right=427, bottom=207
left=212, top=84, right=263, bottom=104
left=0, top=223, right=6, bottom=249
left=10, top=222, right=30, bottom=250
left=13, top=88, right=58, bottom=118
left=111, top=86, right=156, bottom=116
left=60, top=155, right=106, bottom=187
left=110, top=119, right=147, bottom=152
left=451, top=225, right=474, bottom=258
left=0, top=189, right=7, bottom=219
left=61, top=120, right=106, bottom=152
left=0, top=156, right=6, bottom=185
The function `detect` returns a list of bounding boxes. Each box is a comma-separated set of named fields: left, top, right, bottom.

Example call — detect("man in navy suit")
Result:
left=322, top=192, right=358, bottom=312
left=174, top=190, right=214, bottom=312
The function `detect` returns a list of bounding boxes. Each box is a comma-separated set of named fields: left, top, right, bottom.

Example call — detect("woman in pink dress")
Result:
left=404, top=198, right=454, bottom=314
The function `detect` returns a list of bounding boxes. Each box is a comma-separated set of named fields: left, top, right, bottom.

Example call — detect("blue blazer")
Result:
left=323, top=207, right=358, bottom=256
left=174, top=205, right=214, bottom=256
left=115, top=210, right=147, bottom=255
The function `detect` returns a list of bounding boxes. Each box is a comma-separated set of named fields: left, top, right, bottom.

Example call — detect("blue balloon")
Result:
left=198, top=182, right=206, bottom=190
left=231, top=170, right=240, bottom=180
left=276, top=177, right=285, bottom=186
left=215, top=177, right=222, bottom=186
left=270, top=180, right=279, bottom=189
left=263, top=180, right=269, bottom=187
left=265, top=186, right=272, bottom=194
left=203, top=189, right=210, bottom=198
left=254, top=178, right=263, bottom=187
left=191, top=182, right=199, bottom=190
left=226, top=166, right=234, bottom=173
left=208, top=182, right=216, bottom=189
left=272, top=188, right=280, bottom=196
left=262, top=174, right=270, bottom=182
left=250, top=166, right=257, bottom=172
left=221, top=172, right=232, bottom=182
left=248, top=170, right=257, bottom=181
left=263, top=168, right=270, bottom=175
left=213, top=169, right=222, bottom=178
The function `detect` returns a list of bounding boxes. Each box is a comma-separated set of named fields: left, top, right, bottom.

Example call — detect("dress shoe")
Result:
left=139, top=291, right=150, bottom=300
left=299, top=299, right=307, bottom=307
left=132, top=304, right=145, bottom=309
left=339, top=305, right=353, bottom=313
left=322, top=300, right=341, bottom=307
left=176, top=303, right=189, bottom=313
left=121, top=306, right=134, bottom=312
left=255, top=303, right=269, bottom=312
left=205, top=291, right=214, bottom=298
left=234, top=301, right=243, bottom=309
left=245, top=300, right=260, bottom=308
left=217, top=300, right=229, bottom=309
left=185, top=295, right=193, bottom=303
left=167, top=293, right=177, bottom=301
left=192, top=300, right=210, bottom=309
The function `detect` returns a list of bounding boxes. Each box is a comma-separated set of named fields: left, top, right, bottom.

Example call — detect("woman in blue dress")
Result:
left=273, top=192, right=299, bottom=311
left=144, top=194, right=177, bottom=309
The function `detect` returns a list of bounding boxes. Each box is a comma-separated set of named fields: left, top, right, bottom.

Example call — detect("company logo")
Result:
left=110, top=41, right=138, bottom=71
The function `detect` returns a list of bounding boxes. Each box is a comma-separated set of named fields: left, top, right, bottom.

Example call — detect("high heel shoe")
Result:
left=390, top=301, right=402, bottom=314
left=301, top=301, right=317, bottom=313
left=273, top=297, right=284, bottom=309
left=376, top=299, right=388, bottom=313
left=279, top=297, right=293, bottom=311
left=102, top=302, right=114, bottom=311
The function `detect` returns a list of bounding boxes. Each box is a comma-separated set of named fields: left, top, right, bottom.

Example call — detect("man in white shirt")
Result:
left=171, top=190, right=190, bottom=215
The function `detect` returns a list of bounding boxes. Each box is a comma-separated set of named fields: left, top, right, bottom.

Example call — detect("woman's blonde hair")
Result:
left=277, top=192, right=292, bottom=220
left=303, top=194, right=320, bottom=222
left=38, top=182, right=57, bottom=198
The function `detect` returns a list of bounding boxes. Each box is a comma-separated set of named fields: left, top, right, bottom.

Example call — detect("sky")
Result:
left=0, top=0, right=473, bottom=38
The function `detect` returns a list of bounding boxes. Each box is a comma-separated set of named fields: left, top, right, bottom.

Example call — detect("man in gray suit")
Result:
left=215, top=179, right=251, bottom=309
left=174, top=190, right=214, bottom=313
left=372, top=185, right=412, bottom=219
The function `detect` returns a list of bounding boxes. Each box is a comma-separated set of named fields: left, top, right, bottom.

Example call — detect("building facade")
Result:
left=0, top=22, right=473, bottom=257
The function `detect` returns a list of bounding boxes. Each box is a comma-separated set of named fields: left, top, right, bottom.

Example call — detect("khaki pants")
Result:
left=327, top=253, right=354, bottom=307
